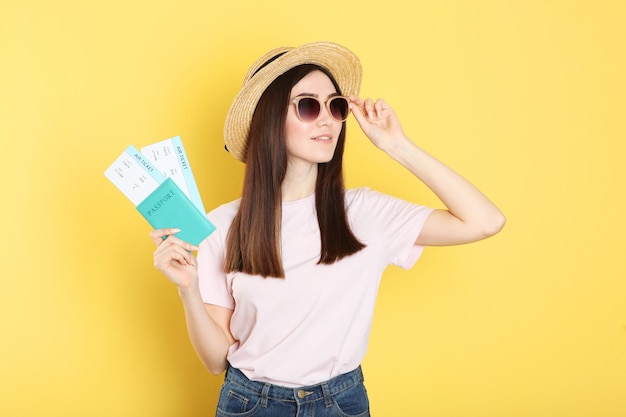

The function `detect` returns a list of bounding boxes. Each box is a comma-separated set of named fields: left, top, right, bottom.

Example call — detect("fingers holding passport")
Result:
left=150, top=228, right=180, bottom=246
left=151, top=228, right=200, bottom=287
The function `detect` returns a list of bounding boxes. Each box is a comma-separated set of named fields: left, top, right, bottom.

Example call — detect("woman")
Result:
left=151, top=42, right=505, bottom=417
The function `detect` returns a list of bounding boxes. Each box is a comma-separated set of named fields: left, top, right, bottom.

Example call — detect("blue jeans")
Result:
left=216, top=365, right=370, bottom=417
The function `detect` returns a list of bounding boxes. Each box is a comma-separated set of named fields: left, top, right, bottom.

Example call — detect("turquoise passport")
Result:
left=104, top=140, right=216, bottom=246
left=136, top=178, right=216, bottom=246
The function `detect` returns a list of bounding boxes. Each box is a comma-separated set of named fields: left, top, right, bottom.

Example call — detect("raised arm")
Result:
left=349, top=97, right=505, bottom=246
left=150, top=228, right=235, bottom=374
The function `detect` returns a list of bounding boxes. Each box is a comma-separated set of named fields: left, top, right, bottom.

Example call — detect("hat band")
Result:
left=251, top=52, right=288, bottom=78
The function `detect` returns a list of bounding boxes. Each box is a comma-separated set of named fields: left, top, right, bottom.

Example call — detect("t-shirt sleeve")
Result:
left=349, top=188, right=435, bottom=270
left=197, top=203, right=237, bottom=310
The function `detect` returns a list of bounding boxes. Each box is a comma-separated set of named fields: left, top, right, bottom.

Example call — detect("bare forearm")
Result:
left=178, top=287, right=231, bottom=375
left=385, top=136, right=505, bottom=243
left=349, top=96, right=504, bottom=244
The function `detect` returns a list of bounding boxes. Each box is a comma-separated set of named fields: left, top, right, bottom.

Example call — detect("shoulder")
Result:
left=345, top=187, right=433, bottom=220
left=345, top=186, right=376, bottom=203
left=345, top=187, right=395, bottom=208
left=207, top=198, right=240, bottom=229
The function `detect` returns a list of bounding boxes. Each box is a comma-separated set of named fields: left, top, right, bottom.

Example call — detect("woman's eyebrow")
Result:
left=293, top=93, right=318, bottom=98
left=293, top=92, right=341, bottom=99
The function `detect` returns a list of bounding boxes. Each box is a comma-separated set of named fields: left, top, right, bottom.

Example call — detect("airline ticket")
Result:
left=104, top=145, right=165, bottom=206
left=141, top=136, right=206, bottom=214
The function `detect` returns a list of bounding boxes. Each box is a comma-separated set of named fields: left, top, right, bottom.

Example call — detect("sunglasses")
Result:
left=292, top=96, right=351, bottom=123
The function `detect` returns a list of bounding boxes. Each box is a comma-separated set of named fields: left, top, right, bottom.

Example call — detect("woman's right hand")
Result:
left=150, top=228, right=200, bottom=290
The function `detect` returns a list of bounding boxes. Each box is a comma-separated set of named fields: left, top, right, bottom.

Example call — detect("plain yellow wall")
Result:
left=1, top=0, right=625, bottom=416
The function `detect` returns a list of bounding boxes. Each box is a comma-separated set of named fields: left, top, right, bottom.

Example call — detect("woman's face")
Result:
left=285, top=70, right=343, bottom=168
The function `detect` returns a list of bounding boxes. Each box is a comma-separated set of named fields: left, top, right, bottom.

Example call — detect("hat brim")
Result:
left=224, top=42, right=362, bottom=162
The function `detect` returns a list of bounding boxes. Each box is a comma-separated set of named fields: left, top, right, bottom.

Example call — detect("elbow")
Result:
left=199, top=355, right=228, bottom=376
left=208, top=366, right=226, bottom=376
left=206, top=361, right=228, bottom=376
left=482, top=211, right=506, bottom=239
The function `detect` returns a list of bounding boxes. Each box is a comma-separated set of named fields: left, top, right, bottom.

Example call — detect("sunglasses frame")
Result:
left=291, top=95, right=351, bottom=123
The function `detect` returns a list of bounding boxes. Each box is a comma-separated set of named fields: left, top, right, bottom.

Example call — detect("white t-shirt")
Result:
left=197, top=187, right=434, bottom=387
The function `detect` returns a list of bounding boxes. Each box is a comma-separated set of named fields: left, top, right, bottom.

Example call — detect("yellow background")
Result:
left=1, top=0, right=625, bottom=416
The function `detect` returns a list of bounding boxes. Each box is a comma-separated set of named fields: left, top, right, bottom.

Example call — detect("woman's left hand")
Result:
left=348, top=96, right=407, bottom=152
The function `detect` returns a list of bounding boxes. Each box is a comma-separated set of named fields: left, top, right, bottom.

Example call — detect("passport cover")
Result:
left=136, top=177, right=216, bottom=246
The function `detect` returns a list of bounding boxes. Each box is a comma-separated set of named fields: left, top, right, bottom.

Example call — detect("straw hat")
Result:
left=223, top=41, right=362, bottom=162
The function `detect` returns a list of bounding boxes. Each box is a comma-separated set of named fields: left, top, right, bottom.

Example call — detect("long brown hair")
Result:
left=224, top=64, right=365, bottom=278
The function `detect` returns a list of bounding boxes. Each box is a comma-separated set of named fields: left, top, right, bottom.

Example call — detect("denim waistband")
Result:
left=224, top=365, right=364, bottom=404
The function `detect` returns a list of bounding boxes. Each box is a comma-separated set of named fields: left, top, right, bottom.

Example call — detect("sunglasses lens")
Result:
left=329, top=97, right=349, bottom=121
left=297, top=98, right=321, bottom=122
